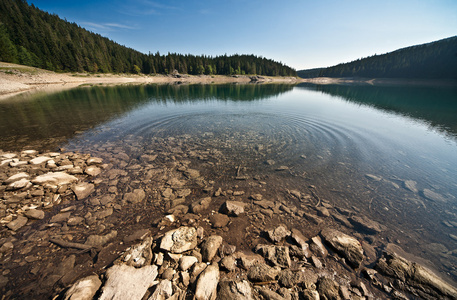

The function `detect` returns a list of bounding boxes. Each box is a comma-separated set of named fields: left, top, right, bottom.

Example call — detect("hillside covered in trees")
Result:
left=298, top=36, right=457, bottom=79
left=0, top=0, right=296, bottom=76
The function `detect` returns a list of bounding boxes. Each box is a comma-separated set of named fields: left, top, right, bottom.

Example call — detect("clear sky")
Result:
left=29, top=0, right=457, bottom=70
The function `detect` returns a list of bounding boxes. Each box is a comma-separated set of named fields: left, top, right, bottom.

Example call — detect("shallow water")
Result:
left=1, top=83, right=457, bottom=278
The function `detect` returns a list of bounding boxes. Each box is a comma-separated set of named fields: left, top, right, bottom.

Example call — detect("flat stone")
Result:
left=64, top=275, right=102, bottom=300
left=32, top=172, right=78, bottom=186
left=123, top=189, right=146, bottom=204
left=403, top=180, right=418, bottom=193
left=160, top=226, right=197, bottom=254
left=422, top=189, right=447, bottom=202
left=85, top=166, right=101, bottom=177
left=7, top=216, right=28, bottom=231
left=194, top=264, right=219, bottom=300
left=99, top=264, right=158, bottom=300
left=67, top=217, right=85, bottom=226
left=184, top=169, right=200, bottom=179
left=201, top=235, right=223, bottom=262
left=21, top=150, right=38, bottom=156
left=209, top=213, right=230, bottom=228
left=4, top=172, right=29, bottom=184
left=30, top=156, right=51, bottom=165
left=8, top=178, right=32, bottom=190
left=24, top=209, right=45, bottom=220
left=321, top=228, right=364, bottom=268
left=365, top=174, right=382, bottom=181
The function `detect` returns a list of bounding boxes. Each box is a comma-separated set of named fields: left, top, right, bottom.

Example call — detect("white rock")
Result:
left=29, top=156, right=52, bottom=164
left=1, top=153, right=17, bottom=159
left=64, top=275, right=102, bottom=300
left=194, top=264, right=219, bottom=300
left=8, top=178, right=32, bottom=190
left=21, top=150, right=38, bottom=156
left=85, top=166, right=101, bottom=177
left=72, top=182, right=95, bottom=200
left=99, top=264, right=158, bottom=300
left=160, top=227, right=197, bottom=254
left=179, top=256, right=198, bottom=271
left=32, top=172, right=78, bottom=186
left=5, top=172, right=29, bottom=184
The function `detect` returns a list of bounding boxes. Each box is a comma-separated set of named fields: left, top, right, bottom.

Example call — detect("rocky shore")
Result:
left=1, top=145, right=457, bottom=299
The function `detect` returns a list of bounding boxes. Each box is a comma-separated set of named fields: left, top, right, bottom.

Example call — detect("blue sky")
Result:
left=29, top=0, right=457, bottom=70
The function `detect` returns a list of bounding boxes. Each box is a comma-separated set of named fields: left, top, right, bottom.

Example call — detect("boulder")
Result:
left=160, top=227, right=197, bottom=254
left=321, top=228, right=364, bottom=268
left=64, top=275, right=102, bottom=300
left=217, top=280, right=253, bottom=300
left=309, top=236, right=328, bottom=258
left=291, top=228, right=310, bottom=258
left=201, top=235, right=223, bottom=262
left=32, top=172, right=78, bottom=186
left=179, top=256, right=198, bottom=271
left=99, top=264, right=158, bottom=300
left=194, top=264, right=219, bottom=300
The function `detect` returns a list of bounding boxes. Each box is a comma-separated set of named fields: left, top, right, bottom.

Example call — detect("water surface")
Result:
left=1, top=83, right=457, bottom=279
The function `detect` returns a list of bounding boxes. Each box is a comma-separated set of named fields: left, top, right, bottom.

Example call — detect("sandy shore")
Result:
left=0, top=62, right=300, bottom=100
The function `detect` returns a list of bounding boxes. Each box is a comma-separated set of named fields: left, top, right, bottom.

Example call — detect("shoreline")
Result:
left=0, top=62, right=300, bottom=100
left=300, top=76, right=457, bottom=87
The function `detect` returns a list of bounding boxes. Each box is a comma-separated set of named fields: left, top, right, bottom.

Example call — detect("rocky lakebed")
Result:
left=1, top=138, right=457, bottom=300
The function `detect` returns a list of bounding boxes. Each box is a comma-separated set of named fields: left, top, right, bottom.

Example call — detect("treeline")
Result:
left=298, top=36, right=457, bottom=79
left=0, top=0, right=296, bottom=76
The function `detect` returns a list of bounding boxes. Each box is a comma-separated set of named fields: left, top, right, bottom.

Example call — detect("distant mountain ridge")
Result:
left=0, top=0, right=296, bottom=76
left=298, top=36, right=457, bottom=79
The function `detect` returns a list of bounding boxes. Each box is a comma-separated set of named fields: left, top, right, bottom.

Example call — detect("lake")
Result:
left=1, top=82, right=457, bottom=281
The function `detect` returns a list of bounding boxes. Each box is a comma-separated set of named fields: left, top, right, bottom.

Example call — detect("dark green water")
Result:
left=1, top=83, right=457, bottom=277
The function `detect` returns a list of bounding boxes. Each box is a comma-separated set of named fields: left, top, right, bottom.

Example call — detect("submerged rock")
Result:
left=123, top=189, right=146, bottom=204
left=422, top=189, right=447, bottom=202
left=72, top=182, right=95, bottom=200
left=350, top=215, right=386, bottom=234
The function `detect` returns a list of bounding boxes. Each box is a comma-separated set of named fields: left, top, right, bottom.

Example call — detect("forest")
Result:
left=0, top=0, right=296, bottom=76
left=298, top=36, right=457, bottom=79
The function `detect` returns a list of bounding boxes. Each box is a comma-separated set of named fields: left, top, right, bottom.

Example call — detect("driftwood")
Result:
left=49, top=238, right=93, bottom=250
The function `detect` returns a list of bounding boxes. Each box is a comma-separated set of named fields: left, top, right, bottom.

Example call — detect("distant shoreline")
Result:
left=0, top=62, right=299, bottom=100
left=300, top=76, right=457, bottom=87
